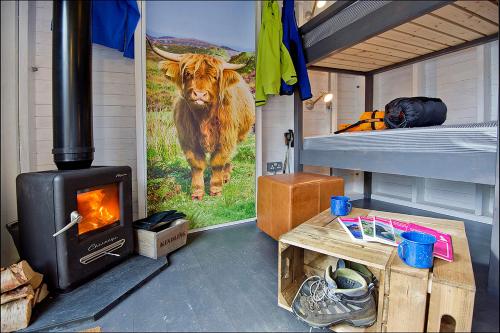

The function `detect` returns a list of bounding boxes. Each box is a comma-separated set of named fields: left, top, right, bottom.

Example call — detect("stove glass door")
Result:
left=77, top=183, right=120, bottom=235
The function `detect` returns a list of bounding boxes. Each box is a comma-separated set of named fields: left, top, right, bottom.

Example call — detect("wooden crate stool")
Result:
left=257, top=173, right=344, bottom=240
left=278, top=208, right=476, bottom=332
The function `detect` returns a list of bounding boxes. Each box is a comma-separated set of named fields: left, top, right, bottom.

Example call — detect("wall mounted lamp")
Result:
left=305, top=91, right=334, bottom=110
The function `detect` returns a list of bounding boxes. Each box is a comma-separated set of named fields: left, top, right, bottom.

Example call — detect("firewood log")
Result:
left=1, top=285, right=34, bottom=305
left=0, top=297, right=32, bottom=332
left=1, top=261, right=40, bottom=293
left=33, top=283, right=48, bottom=304
left=28, top=272, right=43, bottom=290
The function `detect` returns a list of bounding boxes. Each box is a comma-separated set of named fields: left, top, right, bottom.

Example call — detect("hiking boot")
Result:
left=337, top=259, right=377, bottom=285
left=300, top=265, right=337, bottom=296
left=292, top=266, right=377, bottom=329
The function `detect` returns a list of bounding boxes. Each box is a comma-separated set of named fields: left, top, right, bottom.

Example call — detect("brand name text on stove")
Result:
left=88, top=236, right=119, bottom=252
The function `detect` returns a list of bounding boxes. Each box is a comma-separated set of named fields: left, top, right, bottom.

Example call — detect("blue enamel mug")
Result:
left=330, top=196, right=352, bottom=216
left=398, top=231, right=437, bottom=269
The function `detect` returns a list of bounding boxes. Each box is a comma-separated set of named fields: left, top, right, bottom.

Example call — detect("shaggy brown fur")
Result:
left=160, top=54, right=254, bottom=200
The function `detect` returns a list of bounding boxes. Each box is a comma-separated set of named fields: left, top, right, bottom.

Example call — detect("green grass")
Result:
left=146, top=111, right=256, bottom=230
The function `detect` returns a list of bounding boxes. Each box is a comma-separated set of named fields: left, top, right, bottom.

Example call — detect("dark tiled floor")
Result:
left=67, top=222, right=311, bottom=332
left=63, top=199, right=498, bottom=332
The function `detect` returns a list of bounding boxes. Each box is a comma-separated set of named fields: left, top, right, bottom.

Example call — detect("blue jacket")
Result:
left=92, top=0, right=140, bottom=59
left=280, top=0, right=312, bottom=100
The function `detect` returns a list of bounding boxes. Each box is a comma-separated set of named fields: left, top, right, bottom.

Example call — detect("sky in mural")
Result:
left=146, top=1, right=255, bottom=51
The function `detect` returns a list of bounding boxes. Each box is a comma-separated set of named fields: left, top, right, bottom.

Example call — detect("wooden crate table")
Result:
left=277, top=208, right=476, bottom=332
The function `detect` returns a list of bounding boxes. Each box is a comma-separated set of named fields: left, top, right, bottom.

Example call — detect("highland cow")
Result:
left=149, top=40, right=255, bottom=200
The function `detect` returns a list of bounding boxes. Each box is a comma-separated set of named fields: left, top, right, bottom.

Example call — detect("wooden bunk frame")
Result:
left=293, top=0, right=499, bottom=293
left=294, top=0, right=498, bottom=181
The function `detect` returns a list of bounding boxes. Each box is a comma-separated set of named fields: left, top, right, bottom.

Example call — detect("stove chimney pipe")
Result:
left=52, top=0, right=94, bottom=169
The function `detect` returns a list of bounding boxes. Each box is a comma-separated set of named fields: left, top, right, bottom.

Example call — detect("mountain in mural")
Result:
left=147, top=35, right=240, bottom=58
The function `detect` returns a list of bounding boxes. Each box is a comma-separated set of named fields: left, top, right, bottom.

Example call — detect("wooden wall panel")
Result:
left=490, top=40, right=499, bottom=121
left=328, top=53, right=392, bottom=67
left=373, top=174, right=415, bottom=201
left=378, top=30, right=447, bottom=51
left=261, top=95, right=294, bottom=174
left=337, top=74, right=365, bottom=125
left=370, top=41, right=497, bottom=224
left=432, top=5, right=498, bottom=36
left=341, top=48, right=406, bottom=63
left=31, top=1, right=139, bottom=217
left=454, top=1, right=499, bottom=24
left=364, top=36, right=432, bottom=55
left=412, top=14, right=484, bottom=41
left=394, top=22, right=465, bottom=46
left=373, top=65, right=412, bottom=109
left=314, top=3, right=498, bottom=72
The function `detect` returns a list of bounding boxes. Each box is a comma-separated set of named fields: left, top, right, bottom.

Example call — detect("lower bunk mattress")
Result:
left=303, top=121, right=498, bottom=154
left=302, top=121, right=498, bottom=185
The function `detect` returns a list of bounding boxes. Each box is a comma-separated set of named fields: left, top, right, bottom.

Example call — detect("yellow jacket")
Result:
left=255, top=0, right=297, bottom=107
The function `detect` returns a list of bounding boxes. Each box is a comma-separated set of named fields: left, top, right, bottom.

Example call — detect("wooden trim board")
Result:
left=310, top=2, right=499, bottom=72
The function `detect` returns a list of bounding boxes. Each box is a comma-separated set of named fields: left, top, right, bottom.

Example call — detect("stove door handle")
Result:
left=53, top=211, right=82, bottom=237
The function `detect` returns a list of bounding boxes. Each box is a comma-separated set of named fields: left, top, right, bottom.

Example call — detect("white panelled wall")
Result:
left=261, top=95, right=294, bottom=175
left=1, top=1, right=21, bottom=266
left=302, top=70, right=365, bottom=198
left=26, top=1, right=139, bottom=217
left=370, top=40, right=498, bottom=224
left=303, top=70, right=331, bottom=176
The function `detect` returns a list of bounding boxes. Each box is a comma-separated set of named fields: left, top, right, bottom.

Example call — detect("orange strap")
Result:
left=334, top=118, right=384, bottom=134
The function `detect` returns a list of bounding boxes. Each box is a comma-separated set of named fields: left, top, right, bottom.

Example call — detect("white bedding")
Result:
left=303, top=121, right=498, bottom=154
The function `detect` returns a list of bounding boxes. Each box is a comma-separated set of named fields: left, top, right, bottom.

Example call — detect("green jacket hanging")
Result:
left=255, top=0, right=297, bottom=107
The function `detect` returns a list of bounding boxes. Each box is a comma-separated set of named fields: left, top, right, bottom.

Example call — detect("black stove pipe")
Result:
left=52, top=0, right=94, bottom=169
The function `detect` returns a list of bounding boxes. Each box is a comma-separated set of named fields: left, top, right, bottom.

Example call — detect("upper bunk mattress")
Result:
left=303, top=121, right=498, bottom=154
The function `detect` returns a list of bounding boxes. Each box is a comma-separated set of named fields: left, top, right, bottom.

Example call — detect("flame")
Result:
left=77, top=184, right=120, bottom=235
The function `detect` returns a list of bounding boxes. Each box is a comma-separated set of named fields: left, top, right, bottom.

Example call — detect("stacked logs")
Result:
left=1, top=261, right=48, bottom=332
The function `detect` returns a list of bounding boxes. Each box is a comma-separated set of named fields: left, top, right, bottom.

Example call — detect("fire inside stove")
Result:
left=77, top=183, right=120, bottom=235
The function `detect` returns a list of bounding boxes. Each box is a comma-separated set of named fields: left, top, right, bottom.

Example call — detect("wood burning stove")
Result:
left=17, top=167, right=133, bottom=291
left=16, top=0, right=133, bottom=291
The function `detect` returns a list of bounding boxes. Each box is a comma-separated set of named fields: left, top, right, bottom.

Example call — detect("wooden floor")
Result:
left=61, top=199, right=498, bottom=332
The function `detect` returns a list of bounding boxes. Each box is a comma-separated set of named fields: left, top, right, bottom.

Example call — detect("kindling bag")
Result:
left=384, top=97, right=447, bottom=129
left=335, top=111, right=386, bottom=134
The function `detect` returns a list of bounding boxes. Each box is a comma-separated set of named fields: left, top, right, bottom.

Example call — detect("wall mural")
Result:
left=146, top=1, right=256, bottom=229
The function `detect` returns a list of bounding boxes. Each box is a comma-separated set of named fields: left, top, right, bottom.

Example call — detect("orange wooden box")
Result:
left=257, top=173, right=344, bottom=240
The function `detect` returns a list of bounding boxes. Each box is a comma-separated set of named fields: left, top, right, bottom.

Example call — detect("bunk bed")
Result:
left=303, top=121, right=498, bottom=185
left=293, top=0, right=499, bottom=291
left=294, top=0, right=499, bottom=184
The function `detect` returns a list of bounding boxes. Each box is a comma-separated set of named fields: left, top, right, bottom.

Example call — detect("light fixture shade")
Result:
left=317, top=1, right=327, bottom=9
left=323, top=93, right=333, bottom=103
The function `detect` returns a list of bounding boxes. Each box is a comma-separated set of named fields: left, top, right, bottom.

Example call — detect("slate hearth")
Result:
left=21, top=255, right=168, bottom=332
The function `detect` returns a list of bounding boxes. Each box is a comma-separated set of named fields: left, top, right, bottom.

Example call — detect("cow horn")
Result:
left=223, top=62, right=246, bottom=70
left=147, top=37, right=182, bottom=62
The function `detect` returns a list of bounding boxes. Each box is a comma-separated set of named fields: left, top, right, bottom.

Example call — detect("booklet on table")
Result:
left=338, top=217, right=364, bottom=242
left=359, top=216, right=375, bottom=241
left=337, top=215, right=454, bottom=262
left=374, top=217, right=397, bottom=246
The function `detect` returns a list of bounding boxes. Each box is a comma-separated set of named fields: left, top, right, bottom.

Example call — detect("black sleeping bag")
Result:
left=384, top=97, right=447, bottom=129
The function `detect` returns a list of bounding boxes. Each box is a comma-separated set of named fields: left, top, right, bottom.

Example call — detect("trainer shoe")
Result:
left=292, top=266, right=377, bottom=329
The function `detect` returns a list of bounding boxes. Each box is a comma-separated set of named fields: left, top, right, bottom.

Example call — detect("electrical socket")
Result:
left=267, top=162, right=283, bottom=174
